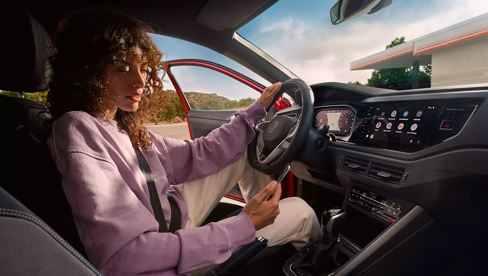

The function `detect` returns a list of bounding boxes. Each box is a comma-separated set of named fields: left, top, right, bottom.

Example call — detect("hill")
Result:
left=183, top=91, right=255, bottom=110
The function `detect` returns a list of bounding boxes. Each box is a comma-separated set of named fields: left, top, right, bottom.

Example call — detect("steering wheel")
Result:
left=248, top=78, right=314, bottom=175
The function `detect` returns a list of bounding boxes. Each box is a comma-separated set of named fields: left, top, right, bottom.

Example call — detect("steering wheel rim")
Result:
left=248, top=78, right=314, bottom=175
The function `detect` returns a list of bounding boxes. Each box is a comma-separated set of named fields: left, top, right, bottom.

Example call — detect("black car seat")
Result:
left=0, top=10, right=100, bottom=275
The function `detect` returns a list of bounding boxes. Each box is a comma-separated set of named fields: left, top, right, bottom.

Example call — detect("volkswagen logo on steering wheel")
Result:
left=269, top=121, right=279, bottom=133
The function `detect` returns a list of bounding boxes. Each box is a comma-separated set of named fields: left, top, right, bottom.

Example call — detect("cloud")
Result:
left=153, top=0, right=488, bottom=101
left=245, top=0, right=488, bottom=85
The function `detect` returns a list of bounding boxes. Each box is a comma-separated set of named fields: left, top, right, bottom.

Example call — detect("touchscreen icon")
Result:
left=403, top=111, right=409, bottom=117
left=391, top=111, right=397, bottom=117
left=381, top=111, right=385, bottom=116
left=376, top=122, right=382, bottom=128
left=398, top=123, right=404, bottom=130
left=410, top=124, right=418, bottom=131
left=386, top=122, right=392, bottom=129
left=416, top=110, right=423, bottom=117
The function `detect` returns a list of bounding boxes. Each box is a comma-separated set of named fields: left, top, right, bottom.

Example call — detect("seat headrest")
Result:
left=0, top=10, right=51, bottom=92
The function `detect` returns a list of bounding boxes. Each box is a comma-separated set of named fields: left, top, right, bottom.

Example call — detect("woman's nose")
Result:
left=132, top=70, right=146, bottom=88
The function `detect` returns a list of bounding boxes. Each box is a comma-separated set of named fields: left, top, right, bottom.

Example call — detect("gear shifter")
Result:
left=290, top=208, right=347, bottom=276
left=322, top=208, right=346, bottom=241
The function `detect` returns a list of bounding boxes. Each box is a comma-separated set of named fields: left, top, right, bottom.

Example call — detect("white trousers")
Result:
left=172, top=151, right=322, bottom=251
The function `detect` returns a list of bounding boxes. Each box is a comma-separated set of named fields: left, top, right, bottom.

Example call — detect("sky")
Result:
left=152, top=0, right=488, bottom=99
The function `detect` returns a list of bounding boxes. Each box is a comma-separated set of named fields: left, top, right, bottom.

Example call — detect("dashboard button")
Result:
left=440, top=120, right=455, bottom=130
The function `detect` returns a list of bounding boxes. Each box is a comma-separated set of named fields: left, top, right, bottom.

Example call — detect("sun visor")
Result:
left=194, top=0, right=271, bottom=31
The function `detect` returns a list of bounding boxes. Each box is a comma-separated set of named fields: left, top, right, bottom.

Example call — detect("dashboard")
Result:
left=314, top=98, right=479, bottom=153
left=290, top=82, right=488, bottom=275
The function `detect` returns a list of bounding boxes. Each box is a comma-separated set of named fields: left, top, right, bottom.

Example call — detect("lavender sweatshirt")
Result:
left=47, top=101, right=266, bottom=275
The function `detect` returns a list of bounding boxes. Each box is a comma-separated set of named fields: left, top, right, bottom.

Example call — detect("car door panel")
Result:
left=187, top=110, right=235, bottom=138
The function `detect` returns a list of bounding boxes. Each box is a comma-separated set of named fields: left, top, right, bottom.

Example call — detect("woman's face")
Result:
left=103, top=47, right=148, bottom=119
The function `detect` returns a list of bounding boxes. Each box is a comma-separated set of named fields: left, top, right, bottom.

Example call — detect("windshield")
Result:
left=238, top=0, right=488, bottom=90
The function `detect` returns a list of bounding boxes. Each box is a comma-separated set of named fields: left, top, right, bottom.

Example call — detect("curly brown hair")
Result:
left=46, top=8, right=167, bottom=149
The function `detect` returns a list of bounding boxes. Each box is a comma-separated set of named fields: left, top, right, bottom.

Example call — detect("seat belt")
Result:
left=135, top=147, right=181, bottom=233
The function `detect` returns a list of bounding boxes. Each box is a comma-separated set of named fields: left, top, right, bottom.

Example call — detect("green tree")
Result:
left=164, top=96, right=186, bottom=120
left=363, top=37, right=431, bottom=90
left=237, top=97, right=255, bottom=108
left=0, top=90, right=49, bottom=103
left=386, top=37, right=406, bottom=49
left=0, top=90, right=19, bottom=97
left=200, top=98, right=224, bottom=110
left=224, top=100, right=239, bottom=109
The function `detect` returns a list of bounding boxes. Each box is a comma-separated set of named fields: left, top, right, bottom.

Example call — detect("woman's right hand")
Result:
left=242, top=181, right=282, bottom=231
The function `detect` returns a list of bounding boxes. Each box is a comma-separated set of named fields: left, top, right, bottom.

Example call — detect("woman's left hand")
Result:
left=257, top=82, right=282, bottom=109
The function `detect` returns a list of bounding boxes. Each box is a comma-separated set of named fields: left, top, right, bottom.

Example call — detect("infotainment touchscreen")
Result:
left=356, top=101, right=442, bottom=152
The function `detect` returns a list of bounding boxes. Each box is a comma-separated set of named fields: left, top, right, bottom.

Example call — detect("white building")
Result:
left=351, top=12, right=488, bottom=88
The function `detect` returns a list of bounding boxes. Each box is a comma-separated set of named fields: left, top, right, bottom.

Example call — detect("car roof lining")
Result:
left=25, top=0, right=278, bottom=54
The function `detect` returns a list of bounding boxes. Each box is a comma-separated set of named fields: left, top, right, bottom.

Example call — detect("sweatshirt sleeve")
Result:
left=153, top=101, right=266, bottom=185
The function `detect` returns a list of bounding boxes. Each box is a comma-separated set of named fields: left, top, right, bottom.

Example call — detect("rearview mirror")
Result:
left=330, top=0, right=393, bottom=25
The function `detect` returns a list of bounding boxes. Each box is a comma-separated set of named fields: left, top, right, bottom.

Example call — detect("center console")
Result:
left=348, top=186, right=405, bottom=223
left=284, top=183, right=416, bottom=276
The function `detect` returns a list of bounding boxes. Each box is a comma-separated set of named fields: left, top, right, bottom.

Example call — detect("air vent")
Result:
left=342, top=155, right=369, bottom=174
left=368, top=162, right=406, bottom=184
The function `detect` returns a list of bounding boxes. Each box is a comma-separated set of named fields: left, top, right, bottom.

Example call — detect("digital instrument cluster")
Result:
left=315, top=107, right=356, bottom=137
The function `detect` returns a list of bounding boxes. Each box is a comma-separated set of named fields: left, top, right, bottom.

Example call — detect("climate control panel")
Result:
left=348, top=186, right=405, bottom=223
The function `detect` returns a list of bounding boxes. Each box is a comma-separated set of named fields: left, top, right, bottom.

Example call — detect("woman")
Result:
left=46, top=8, right=320, bottom=276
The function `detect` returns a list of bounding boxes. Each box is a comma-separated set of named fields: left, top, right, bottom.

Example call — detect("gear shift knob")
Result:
left=321, top=208, right=346, bottom=241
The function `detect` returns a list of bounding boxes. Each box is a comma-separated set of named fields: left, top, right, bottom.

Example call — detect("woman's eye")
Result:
left=117, top=66, right=130, bottom=73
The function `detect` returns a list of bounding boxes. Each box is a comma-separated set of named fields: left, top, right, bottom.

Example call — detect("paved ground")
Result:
left=147, top=122, right=191, bottom=140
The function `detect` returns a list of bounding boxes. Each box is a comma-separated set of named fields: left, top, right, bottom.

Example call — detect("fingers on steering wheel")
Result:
left=270, top=82, right=282, bottom=96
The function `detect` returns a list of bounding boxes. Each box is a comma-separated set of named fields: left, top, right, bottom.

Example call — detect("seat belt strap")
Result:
left=135, top=147, right=181, bottom=233
left=168, top=195, right=182, bottom=233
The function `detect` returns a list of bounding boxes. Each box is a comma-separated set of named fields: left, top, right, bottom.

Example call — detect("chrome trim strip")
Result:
left=289, top=263, right=297, bottom=276
left=338, top=234, right=362, bottom=252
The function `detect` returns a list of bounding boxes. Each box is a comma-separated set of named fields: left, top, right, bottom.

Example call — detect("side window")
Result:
left=0, top=90, right=48, bottom=102
left=169, top=66, right=262, bottom=110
